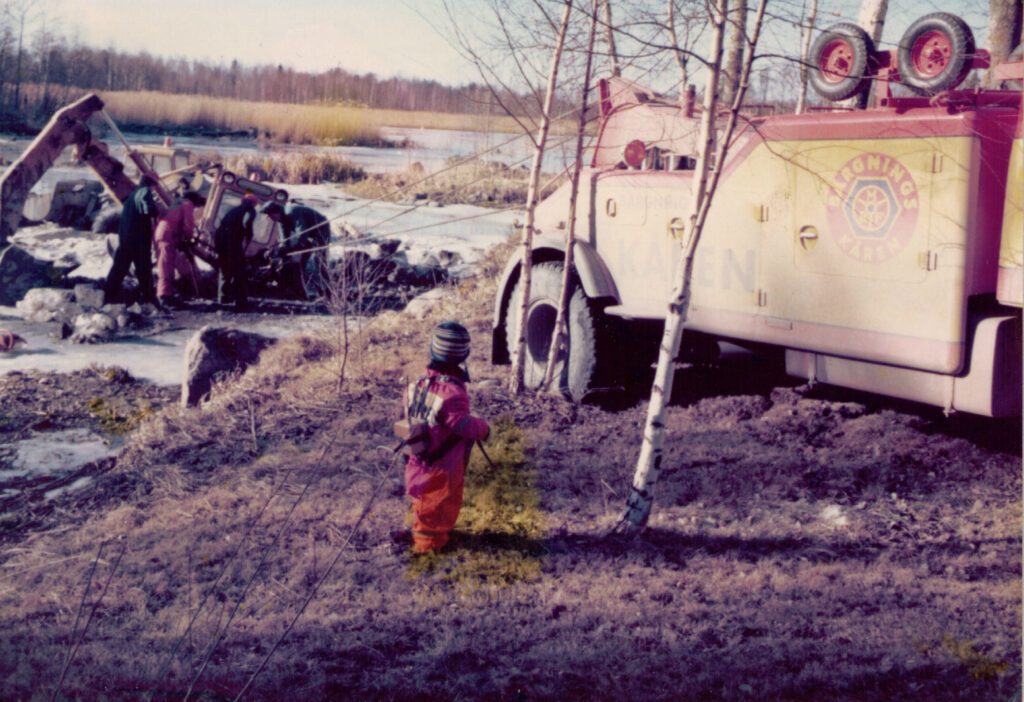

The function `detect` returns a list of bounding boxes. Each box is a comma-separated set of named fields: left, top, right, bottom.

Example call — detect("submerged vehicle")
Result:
left=0, top=93, right=329, bottom=300
left=493, top=13, right=1022, bottom=417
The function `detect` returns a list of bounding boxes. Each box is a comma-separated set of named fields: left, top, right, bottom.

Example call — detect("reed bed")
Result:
left=95, top=90, right=548, bottom=145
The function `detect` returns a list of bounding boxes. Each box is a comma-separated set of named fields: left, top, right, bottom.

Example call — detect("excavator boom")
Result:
left=0, top=93, right=139, bottom=247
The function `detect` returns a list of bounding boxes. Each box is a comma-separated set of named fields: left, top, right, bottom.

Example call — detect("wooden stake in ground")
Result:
left=615, top=0, right=768, bottom=533
left=541, top=0, right=599, bottom=394
left=509, top=0, right=574, bottom=396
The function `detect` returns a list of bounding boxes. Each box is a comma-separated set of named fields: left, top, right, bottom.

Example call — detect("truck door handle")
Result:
left=798, top=226, right=819, bottom=251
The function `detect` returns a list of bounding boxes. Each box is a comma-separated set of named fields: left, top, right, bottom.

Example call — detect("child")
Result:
left=402, top=321, right=489, bottom=553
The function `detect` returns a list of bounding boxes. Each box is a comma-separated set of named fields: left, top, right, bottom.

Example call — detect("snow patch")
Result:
left=3, top=428, right=123, bottom=480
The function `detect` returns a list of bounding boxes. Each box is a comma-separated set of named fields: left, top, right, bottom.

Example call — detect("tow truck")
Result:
left=492, top=12, right=1022, bottom=417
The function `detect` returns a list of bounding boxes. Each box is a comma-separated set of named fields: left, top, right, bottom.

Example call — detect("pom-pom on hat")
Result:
left=430, top=321, right=471, bottom=364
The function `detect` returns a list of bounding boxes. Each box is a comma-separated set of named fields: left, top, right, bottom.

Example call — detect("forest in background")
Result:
left=0, top=13, right=504, bottom=128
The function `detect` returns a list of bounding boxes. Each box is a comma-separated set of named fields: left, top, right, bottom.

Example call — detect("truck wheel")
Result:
left=897, top=13, right=975, bottom=95
left=91, top=204, right=120, bottom=234
left=504, top=262, right=597, bottom=401
left=809, top=22, right=876, bottom=101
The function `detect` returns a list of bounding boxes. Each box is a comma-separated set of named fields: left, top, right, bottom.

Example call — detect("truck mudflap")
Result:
left=786, top=315, right=1022, bottom=417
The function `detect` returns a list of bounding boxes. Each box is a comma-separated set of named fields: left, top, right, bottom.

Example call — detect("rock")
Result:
left=73, top=283, right=104, bottom=309
left=181, top=326, right=276, bottom=407
left=403, top=287, right=453, bottom=319
left=70, top=312, right=118, bottom=344
left=0, top=245, right=60, bottom=305
left=15, top=287, right=75, bottom=321
left=377, top=239, right=401, bottom=257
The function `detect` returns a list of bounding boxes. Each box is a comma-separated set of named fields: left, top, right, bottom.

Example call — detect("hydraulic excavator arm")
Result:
left=0, top=93, right=163, bottom=248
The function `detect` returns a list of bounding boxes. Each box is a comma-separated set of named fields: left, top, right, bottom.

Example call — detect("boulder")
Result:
left=70, top=312, right=118, bottom=344
left=73, top=283, right=104, bottom=309
left=0, top=246, right=57, bottom=306
left=181, top=326, right=276, bottom=407
left=403, top=287, right=454, bottom=319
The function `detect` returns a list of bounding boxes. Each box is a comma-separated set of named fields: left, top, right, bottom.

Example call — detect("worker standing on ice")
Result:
left=103, top=174, right=160, bottom=305
left=154, top=190, right=203, bottom=309
left=214, top=193, right=257, bottom=309
left=401, top=321, right=489, bottom=553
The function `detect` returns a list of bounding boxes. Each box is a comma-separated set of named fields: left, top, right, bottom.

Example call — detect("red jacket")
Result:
left=403, top=367, right=489, bottom=499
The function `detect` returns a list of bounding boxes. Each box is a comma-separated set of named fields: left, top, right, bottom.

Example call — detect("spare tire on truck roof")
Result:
left=897, top=12, right=976, bottom=96
left=809, top=22, right=877, bottom=101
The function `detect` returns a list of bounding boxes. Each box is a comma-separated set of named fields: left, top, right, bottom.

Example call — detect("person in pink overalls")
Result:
left=402, top=321, right=490, bottom=553
left=154, top=190, right=204, bottom=308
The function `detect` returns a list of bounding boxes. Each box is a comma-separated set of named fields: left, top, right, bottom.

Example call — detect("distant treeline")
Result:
left=0, top=31, right=508, bottom=126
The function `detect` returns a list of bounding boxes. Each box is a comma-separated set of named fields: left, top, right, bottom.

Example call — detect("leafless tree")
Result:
left=616, top=0, right=770, bottom=533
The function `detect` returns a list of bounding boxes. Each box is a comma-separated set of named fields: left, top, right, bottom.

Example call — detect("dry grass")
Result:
left=220, top=150, right=366, bottom=184
left=0, top=237, right=1019, bottom=700
left=95, top=90, right=556, bottom=145
left=345, top=158, right=543, bottom=206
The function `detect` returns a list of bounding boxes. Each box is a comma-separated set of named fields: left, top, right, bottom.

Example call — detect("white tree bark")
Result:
left=857, top=0, right=887, bottom=43
left=795, top=0, right=818, bottom=114
left=615, top=0, right=768, bottom=533
left=509, top=0, right=574, bottom=396
left=541, top=0, right=600, bottom=393
left=603, top=0, right=621, bottom=77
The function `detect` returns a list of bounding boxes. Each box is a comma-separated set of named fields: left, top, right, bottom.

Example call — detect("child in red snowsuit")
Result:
left=402, top=321, right=489, bottom=553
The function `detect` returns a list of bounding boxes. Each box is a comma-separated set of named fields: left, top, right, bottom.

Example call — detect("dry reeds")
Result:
left=94, top=90, right=543, bottom=145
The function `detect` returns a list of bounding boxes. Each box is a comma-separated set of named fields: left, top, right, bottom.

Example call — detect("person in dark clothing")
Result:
left=262, top=202, right=330, bottom=300
left=103, top=175, right=160, bottom=305
left=214, top=195, right=258, bottom=308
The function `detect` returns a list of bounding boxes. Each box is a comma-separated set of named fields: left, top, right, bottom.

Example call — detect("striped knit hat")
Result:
left=429, top=321, right=471, bottom=364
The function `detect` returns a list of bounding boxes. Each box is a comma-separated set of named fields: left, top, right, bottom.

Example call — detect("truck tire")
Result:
left=809, top=23, right=876, bottom=101
left=91, top=204, right=121, bottom=234
left=897, top=13, right=975, bottom=95
left=505, top=262, right=597, bottom=401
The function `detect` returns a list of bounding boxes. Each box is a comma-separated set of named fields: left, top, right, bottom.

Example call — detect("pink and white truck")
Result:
left=492, top=13, right=1022, bottom=417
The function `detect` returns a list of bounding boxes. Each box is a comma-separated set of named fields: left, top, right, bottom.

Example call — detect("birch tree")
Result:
left=603, top=0, right=622, bottom=76
left=508, top=0, right=574, bottom=395
left=540, top=0, right=599, bottom=393
left=720, top=0, right=746, bottom=108
left=615, top=0, right=769, bottom=533
left=986, top=0, right=1023, bottom=87
left=794, top=0, right=818, bottom=114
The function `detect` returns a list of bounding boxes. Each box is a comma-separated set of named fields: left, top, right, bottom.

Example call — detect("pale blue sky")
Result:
left=39, top=1, right=993, bottom=88
left=45, top=0, right=475, bottom=82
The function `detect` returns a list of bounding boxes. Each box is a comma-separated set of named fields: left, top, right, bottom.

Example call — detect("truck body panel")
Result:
left=496, top=70, right=1022, bottom=416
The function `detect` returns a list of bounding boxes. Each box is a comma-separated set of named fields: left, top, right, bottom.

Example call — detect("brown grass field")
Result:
left=96, top=90, right=558, bottom=145
left=0, top=237, right=1020, bottom=701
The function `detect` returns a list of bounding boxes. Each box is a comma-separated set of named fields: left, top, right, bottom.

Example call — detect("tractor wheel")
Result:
left=504, top=262, right=598, bottom=401
left=809, top=22, right=876, bottom=101
left=91, top=204, right=121, bottom=234
left=897, top=13, right=975, bottom=95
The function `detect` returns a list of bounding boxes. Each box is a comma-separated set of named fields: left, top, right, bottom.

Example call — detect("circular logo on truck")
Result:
left=826, top=152, right=919, bottom=263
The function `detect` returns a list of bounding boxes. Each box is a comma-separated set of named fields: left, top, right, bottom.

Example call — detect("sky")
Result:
left=34, top=0, right=992, bottom=90
left=43, top=0, right=478, bottom=84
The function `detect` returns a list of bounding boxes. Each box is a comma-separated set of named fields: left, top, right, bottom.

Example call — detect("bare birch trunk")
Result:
left=795, top=0, right=818, bottom=114
left=986, top=0, right=1024, bottom=87
left=667, top=0, right=689, bottom=89
left=509, top=0, right=574, bottom=396
left=857, top=0, right=887, bottom=42
left=603, top=0, right=621, bottom=77
left=721, top=0, right=747, bottom=108
left=541, top=0, right=600, bottom=393
left=615, top=0, right=768, bottom=533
